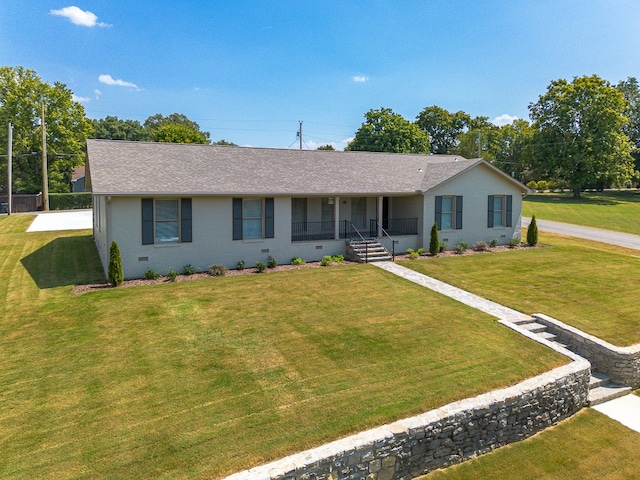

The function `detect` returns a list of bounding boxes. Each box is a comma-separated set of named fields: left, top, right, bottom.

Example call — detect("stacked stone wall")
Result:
left=225, top=360, right=589, bottom=480
left=534, top=313, right=640, bottom=388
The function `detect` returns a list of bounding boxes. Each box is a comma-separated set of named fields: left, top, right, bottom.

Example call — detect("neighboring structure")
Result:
left=71, top=166, right=86, bottom=192
left=86, top=139, right=529, bottom=279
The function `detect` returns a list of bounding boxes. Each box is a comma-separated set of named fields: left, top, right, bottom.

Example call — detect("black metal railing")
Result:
left=340, top=220, right=370, bottom=240
left=291, top=221, right=336, bottom=241
left=370, top=217, right=418, bottom=236
left=372, top=221, right=395, bottom=260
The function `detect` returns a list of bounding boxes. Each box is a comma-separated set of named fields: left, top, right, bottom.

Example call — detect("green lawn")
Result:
left=0, top=215, right=565, bottom=479
left=400, top=232, right=640, bottom=347
left=523, top=190, right=640, bottom=235
left=419, top=409, right=640, bottom=480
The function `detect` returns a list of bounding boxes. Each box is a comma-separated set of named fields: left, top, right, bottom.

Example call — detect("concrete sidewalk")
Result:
left=593, top=394, right=640, bottom=434
left=26, top=209, right=93, bottom=232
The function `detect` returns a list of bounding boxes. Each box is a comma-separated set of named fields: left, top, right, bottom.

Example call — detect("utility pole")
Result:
left=41, top=103, right=49, bottom=211
left=7, top=122, right=12, bottom=215
left=299, top=121, right=303, bottom=150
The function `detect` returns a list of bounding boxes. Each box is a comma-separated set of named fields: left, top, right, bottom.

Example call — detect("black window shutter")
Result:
left=181, top=198, right=192, bottom=243
left=232, top=198, right=243, bottom=240
left=142, top=198, right=154, bottom=244
left=435, top=196, right=442, bottom=230
left=506, top=195, right=513, bottom=228
left=265, top=197, right=274, bottom=239
left=455, top=196, right=463, bottom=229
left=487, top=195, right=494, bottom=228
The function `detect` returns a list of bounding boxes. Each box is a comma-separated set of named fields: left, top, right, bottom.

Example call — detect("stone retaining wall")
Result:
left=225, top=359, right=589, bottom=480
left=534, top=313, right=640, bottom=388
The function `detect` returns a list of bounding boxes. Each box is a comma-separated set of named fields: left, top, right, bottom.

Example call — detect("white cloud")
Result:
left=492, top=114, right=519, bottom=126
left=352, top=76, right=369, bottom=83
left=99, top=74, right=138, bottom=89
left=50, top=6, right=110, bottom=27
left=303, top=138, right=352, bottom=152
left=72, top=93, right=91, bottom=103
left=94, top=89, right=102, bottom=100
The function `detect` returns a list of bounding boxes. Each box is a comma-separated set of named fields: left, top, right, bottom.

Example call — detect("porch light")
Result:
left=327, top=197, right=335, bottom=205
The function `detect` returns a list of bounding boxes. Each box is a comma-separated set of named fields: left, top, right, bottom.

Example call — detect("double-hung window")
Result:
left=233, top=197, right=274, bottom=240
left=435, top=195, right=463, bottom=230
left=142, top=198, right=192, bottom=245
left=487, top=195, right=512, bottom=228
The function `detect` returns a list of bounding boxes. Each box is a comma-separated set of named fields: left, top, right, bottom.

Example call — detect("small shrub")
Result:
left=473, top=241, right=489, bottom=252
left=144, top=268, right=160, bottom=280
left=507, top=237, right=520, bottom=248
left=108, top=241, right=124, bottom=287
left=266, top=255, right=278, bottom=268
left=439, top=241, right=447, bottom=253
left=490, top=238, right=499, bottom=248
left=407, top=248, right=419, bottom=259
left=167, top=267, right=178, bottom=282
left=320, top=255, right=332, bottom=266
left=429, top=222, right=440, bottom=255
left=527, top=215, right=539, bottom=246
left=331, top=254, right=344, bottom=263
left=209, top=264, right=228, bottom=276
left=454, top=242, right=468, bottom=254
left=255, top=261, right=267, bottom=272
left=416, top=248, right=425, bottom=255
left=291, top=257, right=306, bottom=266
left=236, top=260, right=245, bottom=270
left=183, top=264, right=196, bottom=275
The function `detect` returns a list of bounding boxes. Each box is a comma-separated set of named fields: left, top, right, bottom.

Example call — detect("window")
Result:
left=233, top=197, right=274, bottom=240
left=435, top=195, right=463, bottom=230
left=487, top=195, right=512, bottom=228
left=142, top=198, right=192, bottom=245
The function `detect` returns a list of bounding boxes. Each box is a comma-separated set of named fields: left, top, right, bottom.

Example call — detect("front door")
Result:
left=351, top=197, right=366, bottom=230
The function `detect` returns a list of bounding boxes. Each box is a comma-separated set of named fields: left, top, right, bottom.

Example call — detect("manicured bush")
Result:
left=266, top=255, right=278, bottom=268
left=167, top=267, right=178, bottom=282
left=320, top=255, right=332, bottom=266
left=429, top=222, right=440, bottom=255
left=490, top=238, right=499, bottom=248
left=108, top=241, right=124, bottom=286
left=527, top=214, right=539, bottom=246
left=144, top=268, right=160, bottom=280
left=183, top=264, right=196, bottom=275
left=209, top=264, right=228, bottom=276
left=331, top=254, right=344, bottom=263
left=236, top=260, right=245, bottom=270
left=255, top=261, right=267, bottom=273
left=49, top=192, right=92, bottom=210
left=291, top=257, right=306, bottom=265
left=406, top=248, right=419, bottom=260
left=454, top=242, right=468, bottom=254
left=473, top=241, right=489, bottom=252
left=507, top=237, right=520, bottom=248
left=439, top=241, right=447, bottom=252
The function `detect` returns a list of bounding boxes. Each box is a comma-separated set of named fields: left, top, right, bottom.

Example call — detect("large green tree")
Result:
left=346, top=108, right=430, bottom=153
left=0, top=66, right=93, bottom=193
left=528, top=75, right=634, bottom=198
left=492, top=119, right=535, bottom=181
left=415, top=106, right=470, bottom=154
left=616, top=77, right=640, bottom=178
left=91, top=116, right=146, bottom=141
left=144, top=113, right=210, bottom=144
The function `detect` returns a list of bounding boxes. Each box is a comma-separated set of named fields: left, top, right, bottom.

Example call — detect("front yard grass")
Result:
left=523, top=190, right=640, bottom=235
left=0, top=216, right=565, bottom=479
left=399, top=232, right=640, bottom=346
left=420, top=408, right=640, bottom=480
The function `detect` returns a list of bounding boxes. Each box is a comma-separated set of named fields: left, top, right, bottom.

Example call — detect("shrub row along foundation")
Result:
left=534, top=313, right=640, bottom=388
left=225, top=359, right=589, bottom=480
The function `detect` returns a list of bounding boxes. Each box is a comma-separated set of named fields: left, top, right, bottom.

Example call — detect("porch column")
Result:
left=334, top=196, right=340, bottom=240
left=377, top=196, right=383, bottom=237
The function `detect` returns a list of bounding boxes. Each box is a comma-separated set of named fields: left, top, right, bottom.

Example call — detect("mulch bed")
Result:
left=73, top=243, right=540, bottom=295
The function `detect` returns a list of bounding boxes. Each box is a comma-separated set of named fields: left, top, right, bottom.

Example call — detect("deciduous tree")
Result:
left=415, top=106, right=470, bottom=154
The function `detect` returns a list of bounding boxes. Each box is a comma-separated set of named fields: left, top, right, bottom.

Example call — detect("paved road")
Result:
left=522, top=217, right=640, bottom=251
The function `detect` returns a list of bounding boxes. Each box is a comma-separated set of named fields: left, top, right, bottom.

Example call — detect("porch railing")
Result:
left=291, top=221, right=335, bottom=241
left=370, top=218, right=418, bottom=237
left=340, top=220, right=371, bottom=240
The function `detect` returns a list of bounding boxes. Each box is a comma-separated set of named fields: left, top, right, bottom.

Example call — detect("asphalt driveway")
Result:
left=522, top=217, right=640, bottom=251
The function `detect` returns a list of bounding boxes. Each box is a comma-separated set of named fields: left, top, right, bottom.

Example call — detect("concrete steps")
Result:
left=511, top=317, right=632, bottom=406
left=347, top=240, right=392, bottom=263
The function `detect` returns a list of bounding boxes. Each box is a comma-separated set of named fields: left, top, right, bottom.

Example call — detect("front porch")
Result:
left=291, top=218, right=418, bottom=242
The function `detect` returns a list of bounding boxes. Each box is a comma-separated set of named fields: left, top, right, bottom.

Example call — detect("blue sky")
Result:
left=2, top=1, right=640, bottom=149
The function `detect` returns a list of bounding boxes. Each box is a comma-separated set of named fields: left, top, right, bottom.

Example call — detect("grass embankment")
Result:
left=0, top=215, right=565, bottom=479
left=420, top=409, right=640, bottom=480
left=523, top=190, right=640, bottom=235
left=400, top=232, right=640, bottom=347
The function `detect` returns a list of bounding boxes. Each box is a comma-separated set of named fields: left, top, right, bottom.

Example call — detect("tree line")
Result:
left=1, top=66, right=638, bottom=199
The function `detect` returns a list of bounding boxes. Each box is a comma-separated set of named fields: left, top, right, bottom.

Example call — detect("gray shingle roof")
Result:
left=86, top=139, right=526, bottom=196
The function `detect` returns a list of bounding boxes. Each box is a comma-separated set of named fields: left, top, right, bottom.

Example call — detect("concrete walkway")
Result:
left=522, top=217, right=640, bottom=251
left=26, top=209, right=93, bottom=232
left=372, top=261, right=640, bottom=435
